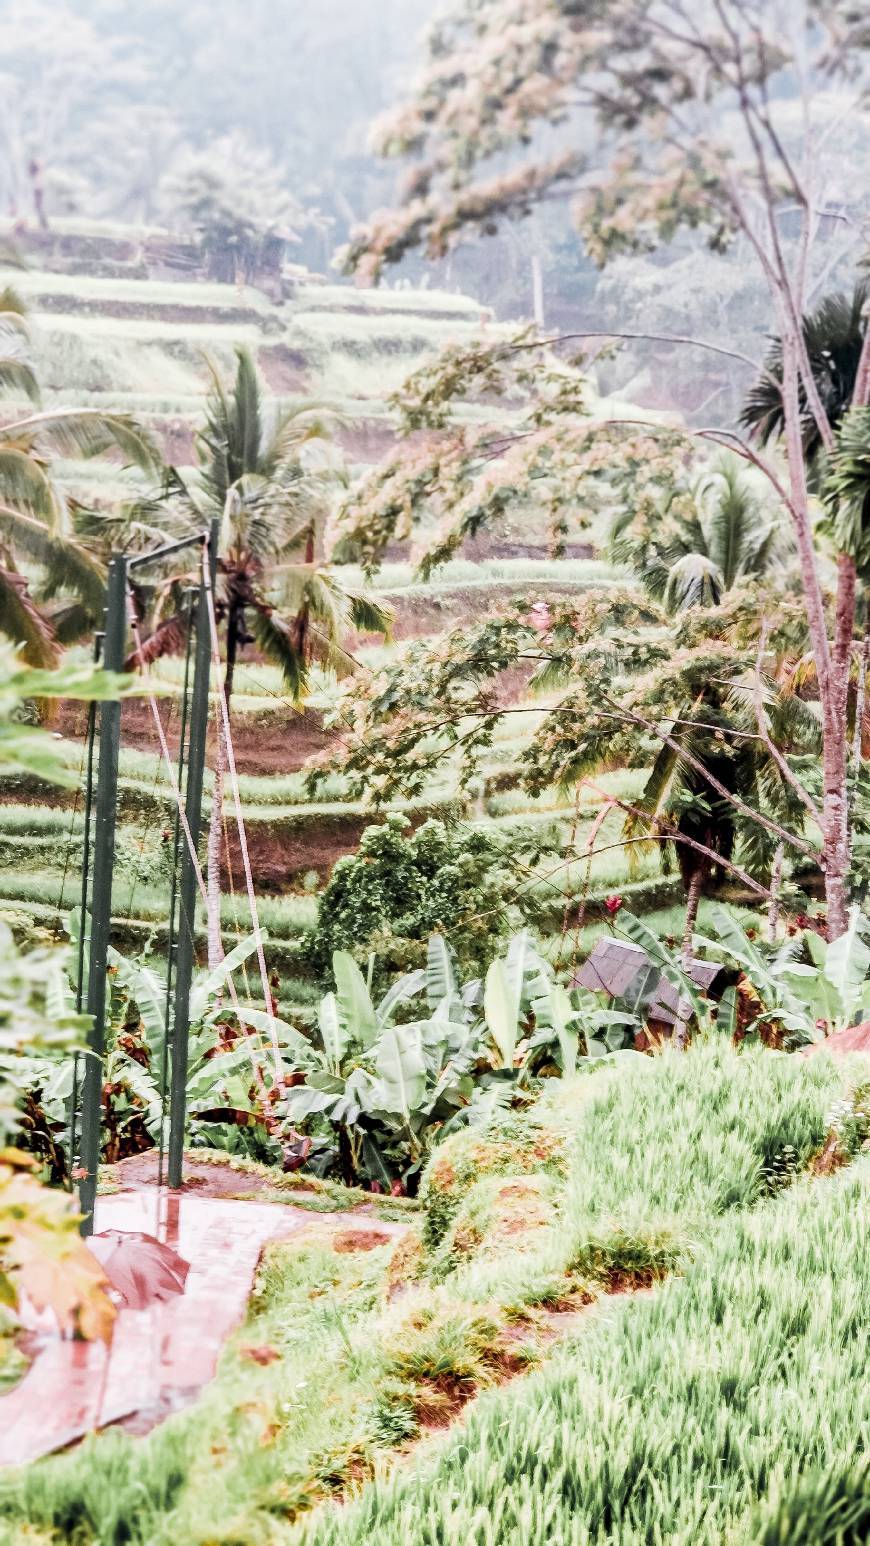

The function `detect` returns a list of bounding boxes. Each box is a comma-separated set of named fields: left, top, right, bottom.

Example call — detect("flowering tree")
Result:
left=341, top=0, right=870, bottom=939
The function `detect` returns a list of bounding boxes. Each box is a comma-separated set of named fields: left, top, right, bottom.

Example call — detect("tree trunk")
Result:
left=674, top=864, right=704, bottom=1051
left=781, top=331, right=855, bottom=940
left=681, top=864, right=703, bottom=968
left=767, top=843, right=784, bottom=945
left=822, top=552, right=857, bottom=940
left=851, top=589, right=869, bottom=776
left=205, top=599, right=241, bottom=970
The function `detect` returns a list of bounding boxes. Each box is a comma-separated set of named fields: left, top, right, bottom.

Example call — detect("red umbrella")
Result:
left=88, top=1231, right=189, bottom=1310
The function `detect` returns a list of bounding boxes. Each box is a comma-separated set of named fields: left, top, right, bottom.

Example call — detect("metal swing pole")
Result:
left=156, top=588, right=196, bottom=1196
left=78, top=559, right=128, bottom=1235
left=167, top=518, right=219, bottom=1188
left=69, top=632, right=103, bottom=1192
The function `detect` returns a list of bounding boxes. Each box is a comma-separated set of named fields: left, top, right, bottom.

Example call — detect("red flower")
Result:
left=604, top=895, right=624, bottom=916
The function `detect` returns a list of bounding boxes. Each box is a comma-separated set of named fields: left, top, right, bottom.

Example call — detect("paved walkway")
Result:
left=0, top=1188, right=317, bottom=1466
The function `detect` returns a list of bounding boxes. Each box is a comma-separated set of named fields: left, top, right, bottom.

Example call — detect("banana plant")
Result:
left=482, top=929, right=550, bottom=1070
left=278, top=947, right=480, bottom=1186
left=692, top=903, right=870, bottom=1044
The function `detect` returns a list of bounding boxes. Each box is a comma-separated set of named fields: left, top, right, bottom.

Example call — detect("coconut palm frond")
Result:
left=637, top=733, right=689, bottom=824
left=701, top=459, right=753, bottom=582
left=346, top=590, right=393, bottom=639
left=0, top=447, right=56, bottom=520
left=742, top=282, right=869, bottom=459
left=37, top=535, right=106, bottom=614
left=306, top=625, right=361, bottom=680
left=622, top=737, right=687, bottom=875
left=302, top=568, right=350, bottom=640
left=124, top=612, right=188, bottom=672
left=49, top=600, right=95, bottom=647
left=199, top=348, right=264, bottom=510
left=823, top=403, right=870, bottom=568
left=264, top=399, right=347, bottom=472
left=663, top=553, right=724, bottom=612
left=0, top=408, right=161, bottom=473
left=0, top=357, right=40, bottom=405
left=249, top=603, right=308, bottom=699
left=0, top=504, right=107, bottom=614
left=0, top=566, right=59, bottom=668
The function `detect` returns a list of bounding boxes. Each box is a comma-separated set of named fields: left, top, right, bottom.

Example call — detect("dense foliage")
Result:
left=308, top=814, right=556, bottom=983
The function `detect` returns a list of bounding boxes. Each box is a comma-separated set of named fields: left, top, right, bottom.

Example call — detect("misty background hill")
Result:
left=0, top=0, right=862, bottom=419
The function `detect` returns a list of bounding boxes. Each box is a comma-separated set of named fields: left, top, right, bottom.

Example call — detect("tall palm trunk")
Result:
left=852, top=588, right=870, bottom=778
left=681, top=864, right=703, bottom=965
left=674, top=864, right=704, bottom=1051
left=767, top=843, right=785, bottom=945
left=206, top=598, right=241, bottom=970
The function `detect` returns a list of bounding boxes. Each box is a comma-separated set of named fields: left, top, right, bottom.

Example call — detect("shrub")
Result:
left=306, top=814, right=553, bottom=986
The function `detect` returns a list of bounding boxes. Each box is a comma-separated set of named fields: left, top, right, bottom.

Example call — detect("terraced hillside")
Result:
left=3, top=218, right=498, bottom=491
left=0, top=222, right=725, bottom=1008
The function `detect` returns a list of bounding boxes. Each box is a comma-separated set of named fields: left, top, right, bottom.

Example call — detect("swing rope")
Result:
left=124, top=696, right=176, bottom=929
left=126, top=592, right=275, bottom=1116
left=201, top=546, right=284, bottom=1081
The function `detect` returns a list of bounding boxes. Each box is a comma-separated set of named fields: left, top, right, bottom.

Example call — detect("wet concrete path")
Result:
left=0, top=1187, right=356, bottom=1466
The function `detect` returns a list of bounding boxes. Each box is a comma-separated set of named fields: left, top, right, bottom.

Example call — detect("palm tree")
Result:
left=608, top=456, right=786, bottom=613
left=743, top=279, right=870, bottom=799
left=176, top=348, right=392, bottom=962
left=624, top=672, right=815, bottom=982
left=742, top=282, right=868, bottom=460
left=0, top=285, right=160, bottom=665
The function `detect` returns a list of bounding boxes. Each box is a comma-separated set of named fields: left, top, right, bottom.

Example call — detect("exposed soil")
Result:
left=33, top=293, right=267, bottom=327
left=258, top=343, right=311, bottom=394
left=331, top=1228, right=395, bottom=1254
left=55, top=698, right=340, bottom=776
left=109, top=1151, right=304, bottom=1200
left=221, top=811, right=368, bottom=888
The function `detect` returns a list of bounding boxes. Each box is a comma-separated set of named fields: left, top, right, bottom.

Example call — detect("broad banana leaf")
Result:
left=234, top=1006, right=317, bottom=1067
left=376, top=968, right=426, bottom=1025
left=189, top=931, right=268, bottom=1024
left=622, top=911, right=711, bottom=1029
left=485, top=957, right=520, bottom=1069
left=107, top=948, right=167, bottom=1058
left=822, top=905, right=870, bottom=1029
left=318, top=991, right=348, bottom=1073
left=372, top=1025, right=427, bottom=1121
left=531, top=982, right=581, bottom=1074
left=283, top=1086, right=345, bottom=1121
left=333, top=950, right=378, bottom=1047
left=426, top=933, right=457, bottom=1011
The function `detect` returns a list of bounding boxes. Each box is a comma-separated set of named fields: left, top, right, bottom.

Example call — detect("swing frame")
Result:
left=76, top=519, right=219, bottom=1235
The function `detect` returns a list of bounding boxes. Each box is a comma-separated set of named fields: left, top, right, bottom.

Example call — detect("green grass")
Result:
left=299, top=1161, right=870, bottom=1546
left=296, top=283, right=488, bottom=318
left=16, top=270, right=274, bottom=312
left=2, top=1045, right=865, bottom=1546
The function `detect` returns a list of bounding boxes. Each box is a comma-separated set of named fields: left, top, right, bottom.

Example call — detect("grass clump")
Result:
left=419, top=1117, right=568, bottom=1254
left=428, top=1172, right=560, bottom=1283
